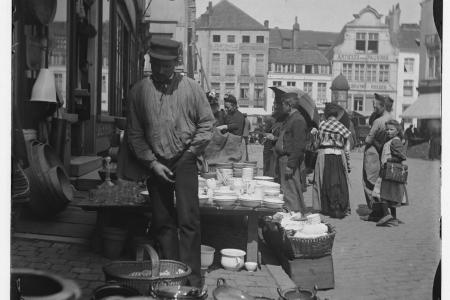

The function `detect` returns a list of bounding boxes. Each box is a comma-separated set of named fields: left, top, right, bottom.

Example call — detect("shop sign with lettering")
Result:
left=335, top=54, right=394, bottom=62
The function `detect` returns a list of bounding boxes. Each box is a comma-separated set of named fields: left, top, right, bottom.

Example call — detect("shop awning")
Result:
left=401, top=93, right=441, bottom=119
left=239, top=107, right=271, bottom=116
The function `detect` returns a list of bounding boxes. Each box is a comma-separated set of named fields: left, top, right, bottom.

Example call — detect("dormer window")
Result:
left=368, top=33, right=379, bottom=53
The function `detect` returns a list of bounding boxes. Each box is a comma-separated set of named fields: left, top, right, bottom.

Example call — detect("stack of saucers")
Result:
left=254, top=176, right=275, bottom=182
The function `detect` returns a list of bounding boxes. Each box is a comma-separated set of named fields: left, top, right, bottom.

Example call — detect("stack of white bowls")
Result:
left=241, top=167, right=254, bottom=181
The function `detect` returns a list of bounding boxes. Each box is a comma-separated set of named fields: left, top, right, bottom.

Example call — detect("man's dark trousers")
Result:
left=147, top=151, right=201, bottom=287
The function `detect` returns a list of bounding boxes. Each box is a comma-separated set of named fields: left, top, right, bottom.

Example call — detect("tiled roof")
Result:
left=269, top=48, right=330, bottom=65
left=269, top=28, right=339, bottom=50
left=196, top=0, right=267, bottom=31
left=396, top=24, right=420, bottom=52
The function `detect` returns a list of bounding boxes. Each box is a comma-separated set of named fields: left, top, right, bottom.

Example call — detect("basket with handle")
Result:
left=102, top=244, right=191, bottom=295
left=280, top=223, right=336, bottom=259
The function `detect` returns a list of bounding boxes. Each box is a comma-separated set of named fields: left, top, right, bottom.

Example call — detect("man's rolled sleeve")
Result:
left=126, top=87, right=157, bottom=168
left=188, top=85, right=215, bottom=155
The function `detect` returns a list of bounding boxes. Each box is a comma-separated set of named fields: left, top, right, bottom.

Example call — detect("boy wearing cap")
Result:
left=126, top=38, right=214, bottom=288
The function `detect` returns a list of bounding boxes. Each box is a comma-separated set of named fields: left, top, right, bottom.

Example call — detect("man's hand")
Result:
left=285, top=166, right=293, bottom=177
left=265, top=133, right=275, bottom=141
left=150, top=161, right=175, bottom=183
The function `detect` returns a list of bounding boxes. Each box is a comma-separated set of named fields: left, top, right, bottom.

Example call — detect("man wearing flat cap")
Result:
left=126, top=37, right=215, bottom=288
left=217, top=94, right=245, bottom=136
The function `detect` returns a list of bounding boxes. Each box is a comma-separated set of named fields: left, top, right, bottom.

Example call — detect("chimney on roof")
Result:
left=208, top=1, right=212, bottom=12
left=292, top=16, right=300, bottom=49
left=388, top=3, right=401, bottom=33
left=264, top=20, right=269, bottom=28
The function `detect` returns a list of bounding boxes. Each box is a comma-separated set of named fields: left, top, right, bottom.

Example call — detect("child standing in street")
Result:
left=373, top=119, right=408, bottom=226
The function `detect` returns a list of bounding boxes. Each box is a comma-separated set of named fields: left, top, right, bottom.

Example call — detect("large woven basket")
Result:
left=102, top=244, right=191, bottom=295
left=281, top=223, right=336, bottom=259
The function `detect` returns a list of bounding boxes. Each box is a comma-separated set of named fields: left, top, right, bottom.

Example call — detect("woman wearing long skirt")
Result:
left=312, top=103, right=352, bottom=219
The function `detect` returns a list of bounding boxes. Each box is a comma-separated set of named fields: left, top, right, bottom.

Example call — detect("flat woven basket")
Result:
left=281, top=223, right=336, bottom=259
left=102, top=244, right=191, bottom=295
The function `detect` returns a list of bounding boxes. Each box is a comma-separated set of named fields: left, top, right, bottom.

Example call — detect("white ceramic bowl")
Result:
left=213, top=195, right=237, bottom=207
left=257, top=181, right=280, bottom=189
left=220, top=249, right=246, bottom=271
left=239, top=199, right=262, bottom=208
left=245, top=262, right=258, bottom=272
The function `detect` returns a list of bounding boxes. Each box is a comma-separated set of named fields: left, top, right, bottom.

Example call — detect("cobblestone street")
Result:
left=11, top=146, right=441, bottom=299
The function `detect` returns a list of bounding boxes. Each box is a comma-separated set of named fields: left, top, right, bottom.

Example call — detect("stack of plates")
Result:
left=242, top=167, right=254, bottom=181
left=264, top=188, right=280, bottom=197
left=254, top=176, right=274, bottom=182
left=263, top=197, right=284, bottom=209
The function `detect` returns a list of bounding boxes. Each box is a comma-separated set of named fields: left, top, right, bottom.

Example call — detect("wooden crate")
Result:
left=280, top=254, right=334, bottom=291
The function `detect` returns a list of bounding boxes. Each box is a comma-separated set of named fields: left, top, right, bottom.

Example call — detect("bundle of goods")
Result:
left=103, top=244, right=191, bottom=295
left=271, top=212, right=336, bottom=259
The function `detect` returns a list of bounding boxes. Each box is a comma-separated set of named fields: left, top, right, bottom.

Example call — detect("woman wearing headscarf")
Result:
left=312, top=102, right=352, bottom=219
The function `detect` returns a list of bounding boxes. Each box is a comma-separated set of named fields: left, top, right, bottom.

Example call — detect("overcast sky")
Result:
left=195, top=0, right=423, bottom=32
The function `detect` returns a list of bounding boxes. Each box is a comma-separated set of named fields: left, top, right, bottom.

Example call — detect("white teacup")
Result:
left=245, top=262, right=258, bottom=272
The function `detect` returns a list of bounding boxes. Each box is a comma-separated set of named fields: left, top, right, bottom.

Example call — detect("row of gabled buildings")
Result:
left=191, top=0, right=433, bottom=126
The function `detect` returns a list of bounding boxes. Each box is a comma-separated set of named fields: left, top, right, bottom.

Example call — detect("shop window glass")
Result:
left=48, top=0, right=68, bottom=106
left=101, top=0, right=110, bottom=112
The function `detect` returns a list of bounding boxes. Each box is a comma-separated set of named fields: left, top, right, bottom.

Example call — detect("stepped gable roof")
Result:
left=269, top=48, right=329, bottom=65
left=269, top=27, right=339, bottom=49
left=331, top=74, right=350, bottom=90
left=196, top=0, right=267, bottom=31
left=397, top=23, right=420, bottom=52
left=352, top=5, right=383, bottom=20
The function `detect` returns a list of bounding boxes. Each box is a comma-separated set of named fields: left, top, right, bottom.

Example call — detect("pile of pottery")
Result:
left=198, top=172, right=284, bottom=209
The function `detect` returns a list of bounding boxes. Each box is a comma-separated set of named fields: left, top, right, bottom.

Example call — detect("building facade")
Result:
left=329, top=6, right=398, bottom=117
left=267, top=48, right=332, bottom=112
left=143, top=0, right=196, bottom=76
left=195, top=0, right=269, bottom=112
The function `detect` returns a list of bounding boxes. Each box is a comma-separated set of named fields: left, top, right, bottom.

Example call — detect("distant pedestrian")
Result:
left=404, top=124, right=414, bottom=147
left=372, top=119, right=408, bottom=227
left=312, top=102, right=351, bottom=219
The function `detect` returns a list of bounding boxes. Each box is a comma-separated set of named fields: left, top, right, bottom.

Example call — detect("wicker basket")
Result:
left=281, top=223, right=336, bottom=259
left=102, top=244, right=191, bottom=295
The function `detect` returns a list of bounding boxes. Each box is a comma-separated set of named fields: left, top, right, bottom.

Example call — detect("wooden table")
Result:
left=199, top=204, right=280, bottom=264
left=73, top=191, right=280, bottom=263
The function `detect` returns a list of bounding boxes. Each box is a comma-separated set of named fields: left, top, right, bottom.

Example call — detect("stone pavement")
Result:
left=305, top=152, right=441, bottom=300
left=248, top=145, right=441, bottom=299
left=11, top=146, right=441, bottom=299
left=11, top=236, right=293, bottom=299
